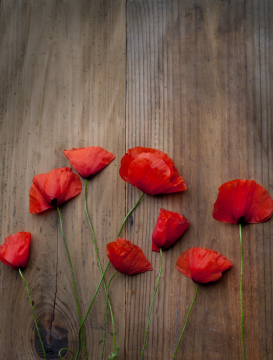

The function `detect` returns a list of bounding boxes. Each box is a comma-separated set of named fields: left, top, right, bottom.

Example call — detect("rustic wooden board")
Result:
left=0, top=0, right=272, bottom=360
left=126, top=1, right=272, bottom=359
left=0, top=1, right=126, bottom=359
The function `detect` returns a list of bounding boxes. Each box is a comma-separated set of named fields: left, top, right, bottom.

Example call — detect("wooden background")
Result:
left=0, top=1, right=272, bottom=359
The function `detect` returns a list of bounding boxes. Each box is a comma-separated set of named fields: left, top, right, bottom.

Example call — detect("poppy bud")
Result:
left=0, top=232, right=31, bottom=270
left=152, top=209, right=189, bottom=252
left=106, top=238, right=152, bottom=275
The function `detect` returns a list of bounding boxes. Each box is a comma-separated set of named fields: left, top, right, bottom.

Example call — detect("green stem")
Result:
left=84, top=179, right=116, bottom=349
left=74, top=263, right=110, bottom=360
left=58, top=348, right=74, bottom=360
left=19, top=268, right=47, bottom=360
left=239, top=224, right=245, bottom=360
left=101, top=271, right=118, bottom=360
left=118, top=192, right=145, bottom=238
left=173, top=283, right=198, bottom=359
left=100, top=191, right=145, bottom=359
left=140, top=248, right=163, bottom=360
left=57, top=207, right=87, bottom=360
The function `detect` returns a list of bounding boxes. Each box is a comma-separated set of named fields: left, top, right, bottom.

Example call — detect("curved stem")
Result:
left=84, top=179, right=115, bottom=347
left=239, top=224, right=245, bottom=360
left=100, top=191, right=145, bottom=358
left=118, top=192, right=145, bottom=238
left=101, top=271, right=118, bottom=360
left=74, top=263, right=110, bottom=360
left=58, top=348, right=74, bottom=360
left=19, top=268, right=47, bottom=360
left=140, top=248, right=163, bottom=360
left=57, top=207, right=87, bottom=360
left=173, top=283, right=198, bottom=359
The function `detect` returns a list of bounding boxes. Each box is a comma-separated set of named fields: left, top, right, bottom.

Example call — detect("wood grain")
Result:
left=126, top=1, right=272, bottom=359
left=0, top=1, right=126, bottom=359
left=0, top=0, right=272, bottom=360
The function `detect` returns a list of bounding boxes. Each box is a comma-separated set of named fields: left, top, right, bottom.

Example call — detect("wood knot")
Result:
left=34, top=313, right=69, bottom=359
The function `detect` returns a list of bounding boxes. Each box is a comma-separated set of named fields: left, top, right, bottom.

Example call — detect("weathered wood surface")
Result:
left=0, top=1, right=126, bottom=359
left=0, top=0, right=272, bottom=359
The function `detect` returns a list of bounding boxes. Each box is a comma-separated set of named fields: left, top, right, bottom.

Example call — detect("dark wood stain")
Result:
left=35, top=322, right=68, bottom=359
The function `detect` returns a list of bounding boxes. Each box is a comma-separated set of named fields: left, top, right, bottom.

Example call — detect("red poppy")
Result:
left=176, top=247, right=232, bottom=283
left=63, top=146, right=115, bottom=179
left=213, top=179, right=273, bottom=224
left=152, top=208, right=189, bottom=252
left=29, top=167, right=82, bottom=214
left=119, top=147, right=187, bottom=195
left=106, top=238, right=152, bottom=275
left=0, top=232, right=31, bottom=270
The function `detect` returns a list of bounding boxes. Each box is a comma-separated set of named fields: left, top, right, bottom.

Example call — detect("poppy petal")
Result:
left=119, top=147, right=163, bottom=182
left=60, top=170, right=82, bottom=203
left=29, top=183, right=54, bottom=214
left=63, top=146, right=115, bottom=179
left=213, top=179, right=273, bottom=224
left=159, top=175, right=187, bottom=194
left=0, top=252, right=12, bottom=267
left=32, top=172, right=48, bottom=192
left=189, top=248, right=223, bottom=283
left=128, top=155, right=172, bottom=195
left=0, top=232, right=31, bottom=270
left=245, top=181, right=273, bottom=223
left=32, top=167, right=70, bottom=192
left=106, top=238, right=152, bottom=275
left=42, top=169, right=82, bottom=206
left=176, top=248, right=192, bottom=279
left=212, top=250, right=233, bottom=272
left=163, top=216, right=189, bottom=247
left=39, top=169, right=62, bottom=206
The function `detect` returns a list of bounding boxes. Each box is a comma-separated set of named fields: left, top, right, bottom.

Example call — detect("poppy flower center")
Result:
left=238, top=216, right=246, bottom=225
left=50, top=198, right=58, bottom=206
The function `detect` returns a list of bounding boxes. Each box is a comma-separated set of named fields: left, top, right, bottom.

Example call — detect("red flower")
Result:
left=152, top=208, right=189, bottom=252
left=176, top=247, right=232, bottom=284
left=119, top=147, right=187, bottom=195
left=0, top=232, right=31, bottom=270
left=213, top=179, right=273, bottom=224
left=29, top=167, right=82, bottom=214
left=63, top=146, right=115, bottom=179
left=106, top=238, right=152, bottom=275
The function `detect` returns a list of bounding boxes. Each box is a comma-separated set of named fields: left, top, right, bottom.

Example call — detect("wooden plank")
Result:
left=126, top=1, right=273, bottom=359
left=0, top=1, right=126, bottom=359
left=1, top=0, right=272, bottom=359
